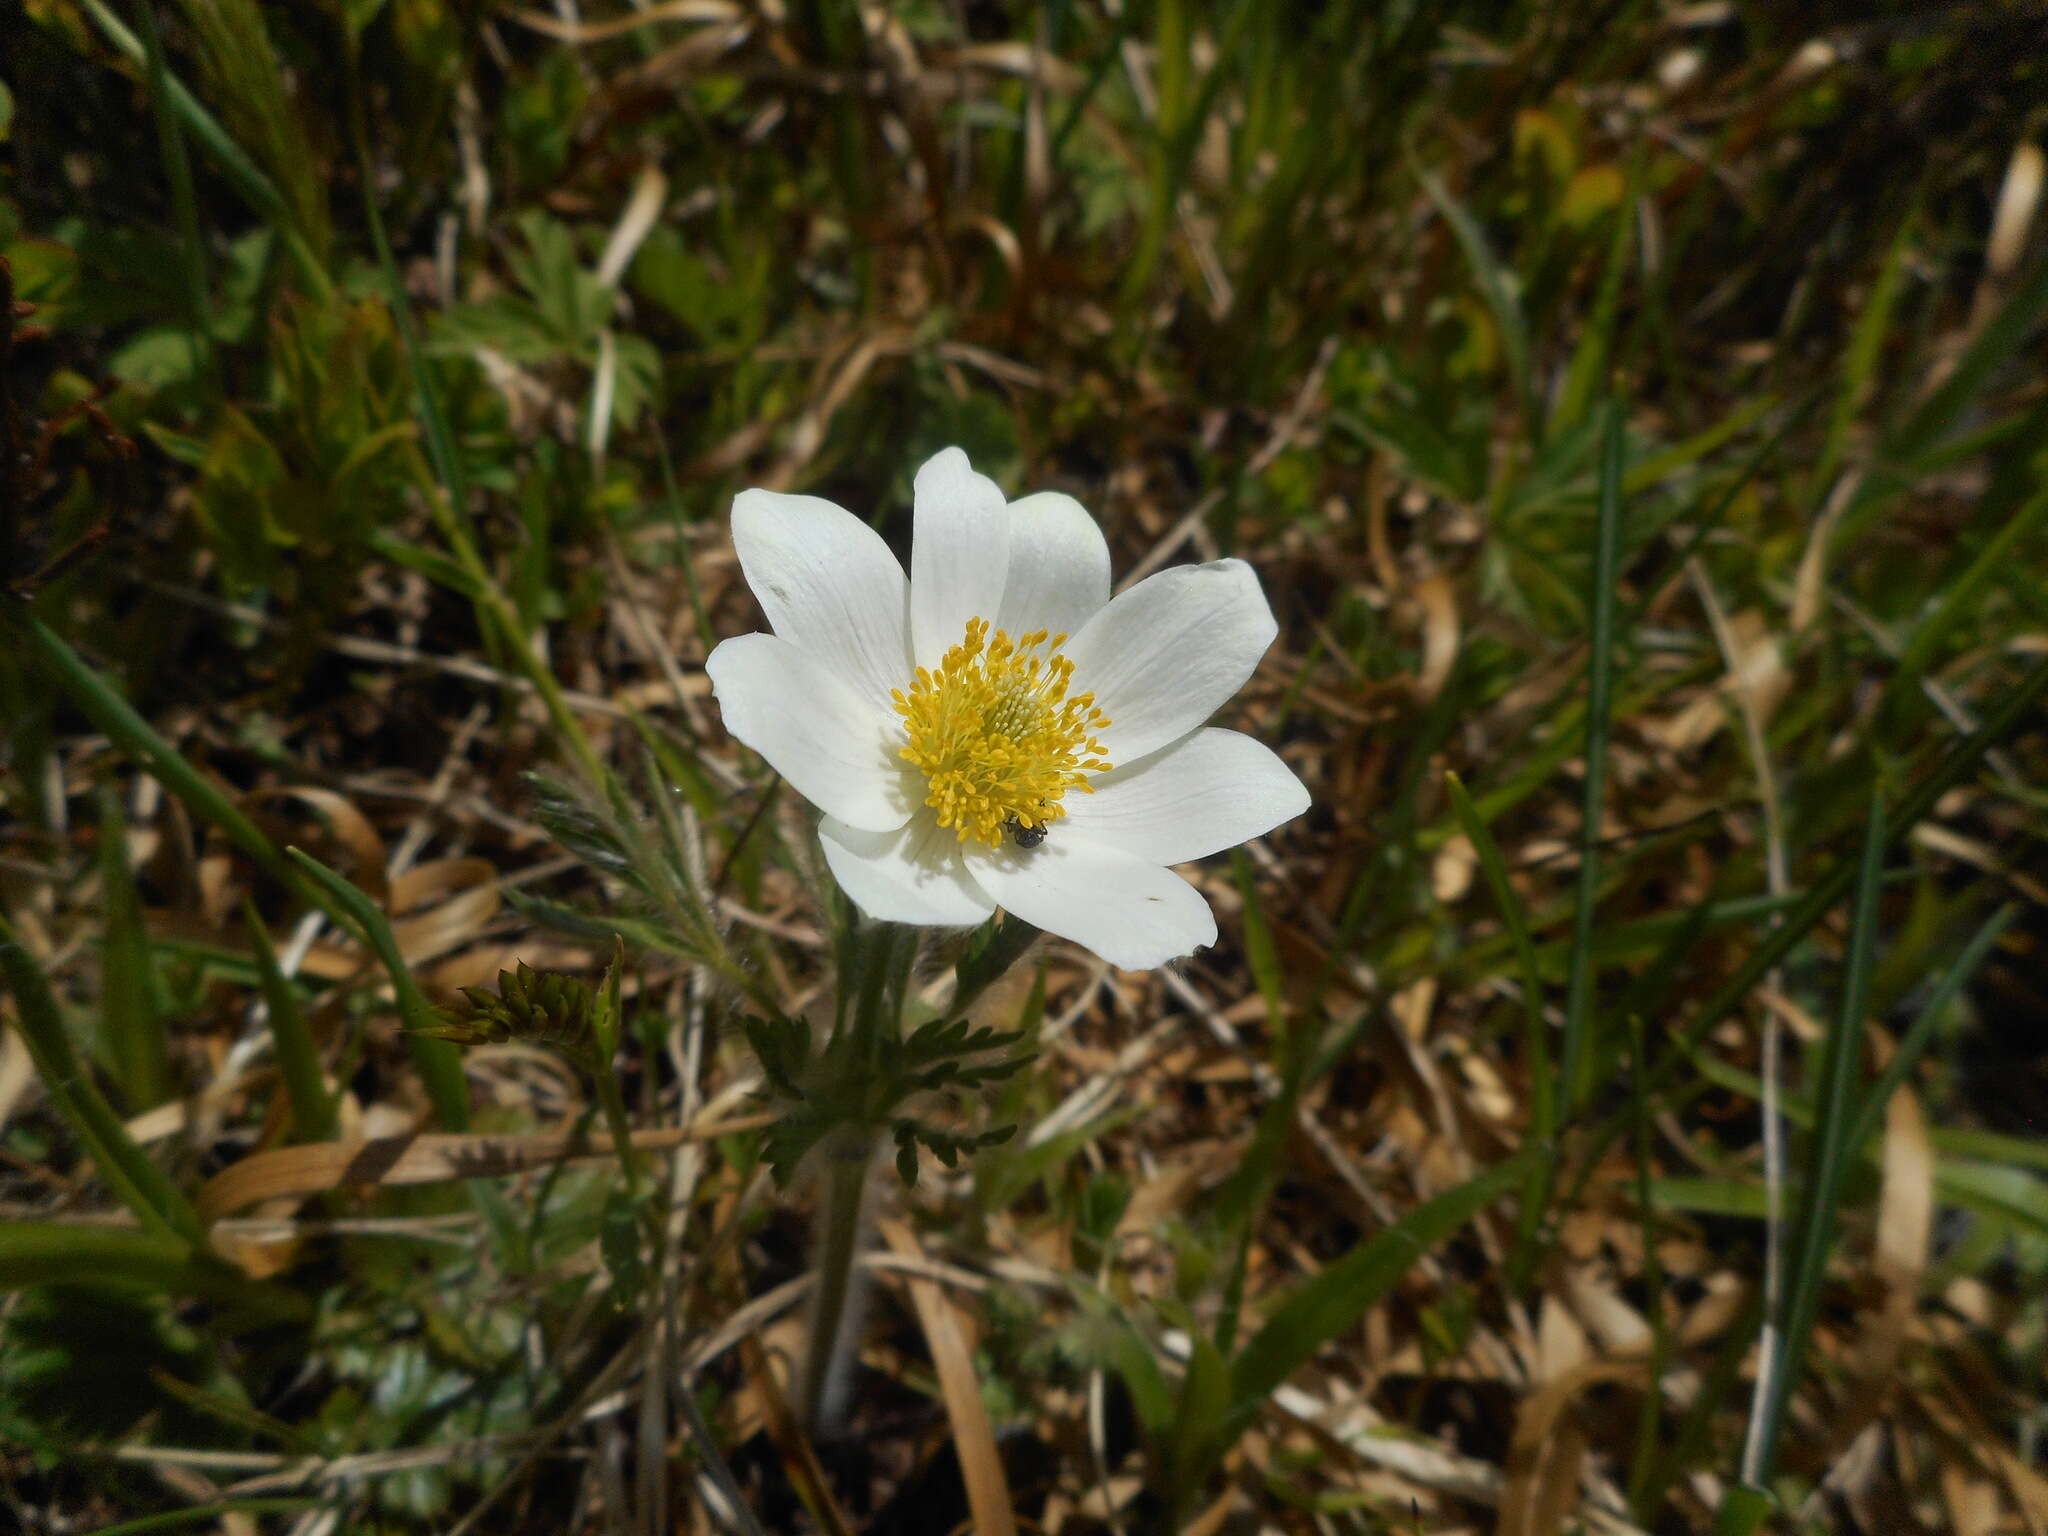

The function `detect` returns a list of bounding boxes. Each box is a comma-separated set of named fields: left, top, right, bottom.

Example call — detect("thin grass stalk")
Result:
left=80, top=1498, right=324, bottom=1536
left=1623, top=390, right=1823, bottom=634
left=635, top=1245, right=668, bottom=1536
left=346, top=81, right=469, bottom=513
left=649, top=427, right=717, bottom=657
left=97, top=783, right=172, bottom=1111
left=677, top=1362, right=771, bottom=1536
left=1559, top=399, right=1626, bottom=1107
left=0, top=917, right=206, bottom=1246
left=242, top=900, right=338, bottom=1143
left=0, top=1224, right=301, bottom=1319
left=1888, top=480, right=2048, bottom=711
left=77, top=0, right=334, bottom=300
left=1121, top=0, right=1186, bottom=313
left=1844, top=904, right=2014, bottom=1158
left=135, top=0, right=217, bottom=397
left=1554, top=163, right=1639, bottom=436
left=284, top=848, right=469, bottom=1131
left=1809, top=216, right=1914, bottom=513
left=1561, top=653, right=2048, bottom=1227
left=1735, top=790, right=1889, bottom=1505
left=1585, top=650, right=2048, bottom=1168
left=1689, top=554, right=1792, bottom=1492
left=343, top=38, right=609, bottom=792
left=24, top=617, right=307, bottom=899
left=1417, top=163, right=1537, bottom=440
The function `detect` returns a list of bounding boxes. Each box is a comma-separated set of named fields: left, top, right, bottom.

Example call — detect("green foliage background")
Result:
left=3, top=1, right=2047, bottom=1531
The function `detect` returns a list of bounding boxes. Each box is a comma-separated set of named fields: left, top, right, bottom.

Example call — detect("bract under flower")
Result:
left=705, top=447, right=1309, bottom=970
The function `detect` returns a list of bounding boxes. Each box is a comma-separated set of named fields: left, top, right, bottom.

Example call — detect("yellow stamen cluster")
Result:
left=894, top=618, right=1113, bottom=846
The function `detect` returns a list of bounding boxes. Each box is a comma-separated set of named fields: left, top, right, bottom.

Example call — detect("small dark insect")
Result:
left=1005, top=815, right=1048, bottom=849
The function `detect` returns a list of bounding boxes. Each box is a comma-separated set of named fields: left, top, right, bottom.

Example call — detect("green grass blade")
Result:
left=1885, top=257, right=2048, bottom=469
left=97, top=784, right=172, bottom=1111
left=1315, top=658, right=1469, bottom=1009
left=81, top=0, right=276, bottom=214
left=242, top=900, right=339, bottom=1144
left=136, top=0, right=216, bottom=396
left=78, top=1500, right=323, bottom=1536
left=1844, top=903, right=2014, bottom=1165
left=1810, top=214, right=1914, bottom=509
left=1743, top=789, right=1888, bottom=1490
left=1232, top=849, right=1288, bottom=1048
left=24, top=617, right=304, bottom=898
left=1418, top=164, right=1536, bottom=437
left=1932, top=1125, right=2048, bottom=1177
left=1654, top=653, right=2048, bottom=1103
left=1622, top=393, right=1779, bottom=498
left=1560, top=399, right=1625, bottom=1107
left=348, top=74, right=471, bottom=519
left=0, top=918, right=205, bottom=1246
left=1104, top=1310, right=1175, bottom=1439
left=1565, top=652, right=2048, bottom=1212
left=1638, top=1292, right=1764, bottom=1519
left=76, top=0, right=332, bottom=299
left=1888, top=479, right=2048, bottom=707
left=1115, top=0, right=1186, bottom=316
left=1163, top=1329, right=1232, bottom=1514
left=1711, top=1483, right=1777, bottom=1536
left=1624, top=391, right=1821, bottom=631
left=285, top=847, right=470, bottom=1131
left=1228, top=1152, right=1529, bottom=1412
left=0, top=1223, right=300, bottom=1321
left=1554, top=165, right=1637, bottom=436
left=360, top=184, right=607, bottom=787
left=1613, top=865, right=1739, bottom=1026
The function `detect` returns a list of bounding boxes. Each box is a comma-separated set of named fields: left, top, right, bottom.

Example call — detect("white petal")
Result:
left=995, top=491, right=1111, bottom=642
left=1062, top=559, right=1278, bottom=764
left=1063, top=728, right=1309, bottom=866
left=966, top=839, right=1216, bottom=971
left=819, top=815, right=996, bottom=927
left=910, top=447, right=1009, bottom=668
left=732, top=489, right=912, bottom=715
left=706, top=633, right=911, bottom=832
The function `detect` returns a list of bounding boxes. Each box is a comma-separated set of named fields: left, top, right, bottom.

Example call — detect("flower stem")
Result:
left=799, top=916, right=911, bottom=1436
left=798, top=1125, right=878, bottom=1436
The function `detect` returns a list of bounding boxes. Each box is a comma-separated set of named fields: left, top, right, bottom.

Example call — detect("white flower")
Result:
left=705, top=447, right=1310, bottom=970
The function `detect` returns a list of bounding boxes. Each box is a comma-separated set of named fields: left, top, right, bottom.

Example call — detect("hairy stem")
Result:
left=799, top=1127, right=879, bottom=1437
left=799, top=917, right=911, bottom=1435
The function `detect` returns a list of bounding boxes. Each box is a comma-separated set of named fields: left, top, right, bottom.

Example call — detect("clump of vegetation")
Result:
left=3, top=4, right=2046, bottom=1532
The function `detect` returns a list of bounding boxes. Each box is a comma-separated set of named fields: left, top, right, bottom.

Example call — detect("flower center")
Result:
left=893, top=618, right=1113, bottom=846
